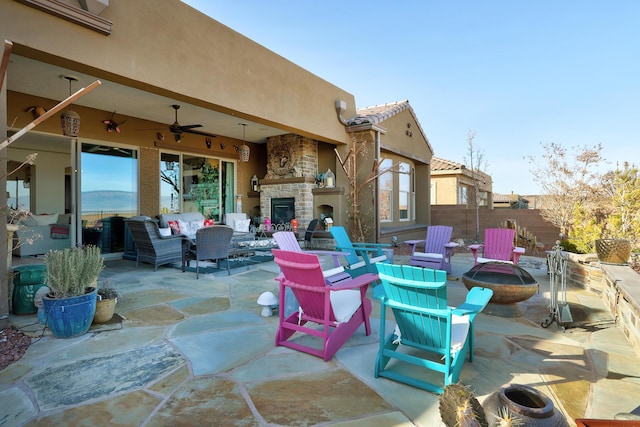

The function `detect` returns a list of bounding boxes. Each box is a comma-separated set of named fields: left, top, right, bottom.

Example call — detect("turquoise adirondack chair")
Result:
left=404, top=225, right=458, bottom=273
left=468, top=228, right=525, bottom=265
left=272, top=249, right=378, bottom=361
left=374, top=263, right=493, bottom=394
left=330, top=226, right=390, bottom=298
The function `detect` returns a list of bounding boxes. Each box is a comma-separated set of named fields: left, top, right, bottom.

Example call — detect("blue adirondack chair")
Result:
left=374, top=263, right=493, bottom=394
left=330, top=226, right=390, bottom=297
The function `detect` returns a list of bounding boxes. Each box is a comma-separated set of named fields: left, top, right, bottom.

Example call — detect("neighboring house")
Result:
left=1, top=0, right=432, bottom=255
left=343, top=101, right=434, bottom=243
left=493, top=193, right=529, bottom=209
left=430, top=157, right=493, bottom=208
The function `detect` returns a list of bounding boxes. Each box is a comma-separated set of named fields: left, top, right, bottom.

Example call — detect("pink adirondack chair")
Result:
left=467, top=228, right=525, bottom=265
left=404, top=225, right=458, bottom=273
left=272, top=231, right=351, bottom=284
left=272, top=249, right=377, bottom=361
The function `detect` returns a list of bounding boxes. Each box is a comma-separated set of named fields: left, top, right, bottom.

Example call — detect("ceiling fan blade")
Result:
left=183, top=128, right=218, bottom=138
left=179, top=124, right=202, bottom=130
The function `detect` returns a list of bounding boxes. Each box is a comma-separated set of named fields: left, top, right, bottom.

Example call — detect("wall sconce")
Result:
left=27, top=106, right=47, bottom=119
left=251, top=175, right=259, bottom=192
left=324, top=168, right=335, bottom=188
left=220, top=142, right=226, bottom=150
left=205, top=137, right=212, bottom=149
left=60, top=75, right=81, bottom=137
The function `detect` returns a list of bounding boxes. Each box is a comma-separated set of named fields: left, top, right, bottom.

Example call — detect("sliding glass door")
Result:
left=78, top=143, right=138, bottom=254
left=161, top=152, right=235, bottom=221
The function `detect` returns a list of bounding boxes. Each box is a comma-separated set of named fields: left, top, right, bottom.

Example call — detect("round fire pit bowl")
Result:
left=462, top=262, right=538, bottom=317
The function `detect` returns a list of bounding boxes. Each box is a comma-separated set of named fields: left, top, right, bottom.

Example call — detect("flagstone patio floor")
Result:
left=2, top=252, right=639, bottom=426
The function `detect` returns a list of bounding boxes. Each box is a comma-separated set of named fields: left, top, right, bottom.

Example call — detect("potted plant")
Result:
left=94, top=281, right=118, bottom=323
left=42, top=245, right=104, bottom=338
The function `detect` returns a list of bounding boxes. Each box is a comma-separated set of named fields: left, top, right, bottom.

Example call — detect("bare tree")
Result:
left=334, top=133, right=401, bottom=242
left=463, top=131, right=489, bottom=241
left=526, top=142, right=606, bottom=242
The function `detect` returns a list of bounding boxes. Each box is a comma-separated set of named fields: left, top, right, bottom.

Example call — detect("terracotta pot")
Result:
left=93, top=298, right=117, bottom=323
left=595, top=239, right=631, bottom=265
left=483, top=384, right=568, bottom=427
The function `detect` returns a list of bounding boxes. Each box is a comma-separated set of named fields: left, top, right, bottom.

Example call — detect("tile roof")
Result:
left=430, top=156, right=465, bottom=171
left=353, top=100, right=412, bottom=125
left=351, top=100, right=432, bottom=154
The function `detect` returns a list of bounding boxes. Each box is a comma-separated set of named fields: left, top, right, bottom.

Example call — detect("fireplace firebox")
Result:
left=271, top=197, right=295, bottom=225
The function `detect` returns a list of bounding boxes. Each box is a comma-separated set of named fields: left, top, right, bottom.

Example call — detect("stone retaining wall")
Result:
left=565, top=252, right=640, bottom=358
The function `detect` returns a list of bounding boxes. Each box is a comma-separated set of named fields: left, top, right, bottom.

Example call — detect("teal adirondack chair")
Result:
left=330, top=226, right=390, bottom=275
left=330, top=226, right=390, bottom=298
left=374, top=263, right=493, bottom=394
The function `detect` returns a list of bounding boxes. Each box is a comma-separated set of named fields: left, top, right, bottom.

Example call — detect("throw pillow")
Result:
left=33, top=213, right=59, bottom=226
left=187, top=220, right=204, bottom=235
left=235, top=218, right=251, bottom=232
left=158, top=227, right=172, bottom=237
left=177, top=219, right=190, bottom=236
left=204, top=218, right=214, bottom=227
left=167, top=220, right=181, bottom=234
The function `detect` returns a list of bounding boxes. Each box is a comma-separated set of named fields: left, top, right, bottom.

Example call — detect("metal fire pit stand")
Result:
left=542, top=240, right=572, bottom=330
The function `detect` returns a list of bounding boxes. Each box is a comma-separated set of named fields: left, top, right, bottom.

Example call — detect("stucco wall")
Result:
left=1, top=0, right=355, bottom=145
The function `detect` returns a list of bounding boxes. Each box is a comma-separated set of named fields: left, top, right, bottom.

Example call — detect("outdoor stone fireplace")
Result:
left=259, top=134, right=318, bottom=227
left=258, top=134, right=345, bottom=234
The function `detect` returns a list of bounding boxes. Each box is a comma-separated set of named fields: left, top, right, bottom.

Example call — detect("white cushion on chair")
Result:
left=322, top=266, right=345, bottom=278
left=412, top=252, right=443, bottom=259
left=329, top=289, right=361, bottom=323
left=350, top=255, right=387, bottom=270
left=476, top=257, right=513, bottom=264
left=450, top=314, right=470, bottom=357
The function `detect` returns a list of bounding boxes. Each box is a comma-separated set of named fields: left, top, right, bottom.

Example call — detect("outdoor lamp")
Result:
left=257, top=291, right=278, bottom=317
left=60, top=76, right=81, bottom=137
left=324, top=168, right=335, bottom=188
left=251, top=175, right=259, bottom=192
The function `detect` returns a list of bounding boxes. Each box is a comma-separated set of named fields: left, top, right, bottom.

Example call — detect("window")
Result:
left=379, top=159, right=393, bottom=221
left=412, top=167, right=416, bottom=220
left=160, top=153, right=180, bottom=214
left=6, top=178, right=30, bottom=212
left=398, top=162, right=410, bottom=220
left=458, top=185, right=468, bottom=206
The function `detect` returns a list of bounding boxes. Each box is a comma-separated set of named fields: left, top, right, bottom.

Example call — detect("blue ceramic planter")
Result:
left=42, top=288, right=97, bottom=338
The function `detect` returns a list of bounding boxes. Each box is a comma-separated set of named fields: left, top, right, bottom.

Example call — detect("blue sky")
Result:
left=182, top=1, right=640, bottom=195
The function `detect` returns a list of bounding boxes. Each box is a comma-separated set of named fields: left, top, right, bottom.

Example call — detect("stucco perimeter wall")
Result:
left=565, top=253, right=640, bottom=358
left=431, top=205, right=561, bottom=249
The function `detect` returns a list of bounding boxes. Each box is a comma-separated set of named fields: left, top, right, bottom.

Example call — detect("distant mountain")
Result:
left=82, top=191, right=137, bottom=212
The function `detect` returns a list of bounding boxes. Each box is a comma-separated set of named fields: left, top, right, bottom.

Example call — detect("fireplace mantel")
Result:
left=260, top=177, right=316, bottom=186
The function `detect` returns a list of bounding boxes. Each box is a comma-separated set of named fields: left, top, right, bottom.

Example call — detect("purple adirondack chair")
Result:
left=272, top=249, right=377, bottom=361
left=404, top=225, right=458, bottom=273
left=467, top=228, right=525, bottom=265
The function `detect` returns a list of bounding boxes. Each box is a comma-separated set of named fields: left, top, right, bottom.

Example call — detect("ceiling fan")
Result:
left=102, top=111, right=128, bottom=133
left=164, top=104, right=217, bottom=142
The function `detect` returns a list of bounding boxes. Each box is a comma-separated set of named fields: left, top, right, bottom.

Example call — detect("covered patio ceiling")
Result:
left=6, top=54, right=290, bottom=144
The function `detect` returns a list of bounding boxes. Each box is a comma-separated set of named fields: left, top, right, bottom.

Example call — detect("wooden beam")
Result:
left=0, top=80, right=102, bottom=150
left=0, top=40, right=13, bottom=92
